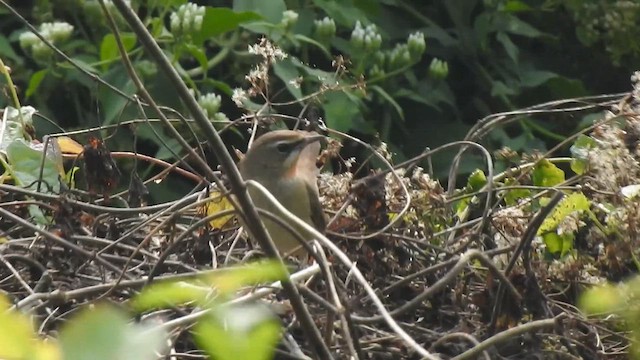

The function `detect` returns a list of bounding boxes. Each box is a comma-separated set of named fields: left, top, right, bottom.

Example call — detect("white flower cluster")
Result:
left=19, top=22, right=74, bottom=60
left=197, top=92, right=229, bottom=123
left=233, top=38, right=289, bottom=109
left=170, top=3, right=205, bottom=36
left=351, top=21, right=382, bottom=51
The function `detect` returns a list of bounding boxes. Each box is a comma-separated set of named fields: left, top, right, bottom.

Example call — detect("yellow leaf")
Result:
left=204, top=190, right=235, bottom=229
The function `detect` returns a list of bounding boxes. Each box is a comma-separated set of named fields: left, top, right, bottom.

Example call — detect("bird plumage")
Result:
left=237, top=130, right=326, bottom=259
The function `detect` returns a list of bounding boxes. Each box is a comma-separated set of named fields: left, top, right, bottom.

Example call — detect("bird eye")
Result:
left=276, top=142, right=294, bottom=153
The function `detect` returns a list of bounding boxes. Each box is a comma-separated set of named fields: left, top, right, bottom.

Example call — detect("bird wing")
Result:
left=305, top=180, right=327, bottom=233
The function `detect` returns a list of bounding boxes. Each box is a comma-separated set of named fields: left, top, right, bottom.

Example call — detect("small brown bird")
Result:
left=238, top=130, right=326, bottom=259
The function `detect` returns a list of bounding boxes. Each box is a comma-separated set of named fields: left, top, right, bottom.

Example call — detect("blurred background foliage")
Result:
left=1, top=0, right=639, bottom=201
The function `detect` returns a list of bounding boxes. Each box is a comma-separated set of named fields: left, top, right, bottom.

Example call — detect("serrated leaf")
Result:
left=537, top=192, right=589, bottom=235
left=532, top=159, right=565, bottom=187
left=466, top=169, right=487, bottom=192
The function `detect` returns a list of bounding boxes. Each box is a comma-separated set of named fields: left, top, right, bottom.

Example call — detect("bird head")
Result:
left=238, top=130, right=325, bottom=181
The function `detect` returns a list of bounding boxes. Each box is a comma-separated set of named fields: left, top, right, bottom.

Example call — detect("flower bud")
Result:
left=407, top=32, right=425, bottom=59
left=314, top=17, right=336, bottom=39
left=428, top=58, right=449, bottom=79
left=198, top=93, right=222, bottom=116
left=350, top=21, right=365, bottom=49
left=281, top=10, right=299, bottom=30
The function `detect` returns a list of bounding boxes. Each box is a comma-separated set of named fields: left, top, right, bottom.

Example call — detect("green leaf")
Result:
left=233, top=0, right=285, bottom=23
left=503, top=177, right=531, bottom=206
left=0, top=35, right=21, bottom=63
left=323, top=91, right=361, bottom=133
left=503, top=0, right=532, bottom=12
left=99, top=33, right=137, bottom=71
left=496, top=32, right=518, bottom=62
left=60, top=305, right=167, bottom=360
left=371, top=85, right=404, bottom=120
left=26, top=69, right=48, bottom=98
left=200, top=261, right=287, bottom=296
left=466, top=169, right=487, bottom=192
left=292, top=34, right=331, bottom=58
left=273, top=58, right=303, bottom=100
left=194, top=7, right=262, bottom=44
left=502, top=14, right=542, bottom=37
left=0, top=295, right=42, bottom=360
left=579, top=283, right=622, bottom=315
left=6, top=139, right=61, bottom=193
left=519, top=69, right=558, bottom=88
left=133, top=261, right=287, bottom=311
left=185, top=44, right=208, bottom=74
left=542, top=232, right=573, bottom=256
left=194, top=304, right=281, bottom=360
left=132, top=281, right=211, bottom=311
left=537, top=192, right=590, bottom=235
left=99, top=67, right=136, bottom=124
left=532, top=159, right=565, bottom=187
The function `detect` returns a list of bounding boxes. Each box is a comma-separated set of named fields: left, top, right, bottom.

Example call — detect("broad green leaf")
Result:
left=194, top=305, right=281, bottom=360
left=233, top=0, right=285, bottom=23
left=6, top=139, right=61, bottom=193
left=532, top=159, right=565, bottom=187
left=194, top=7, right=262, bottom=44
left=273, top=58, right=303, bottom=100
left=542, top=232, right=573, bottom=256
left=60, top=305, right=167, bottom=360
left=503, top=177, right=531, bottom=206
left=537, top=192, right=589, bottom=235
left=323, top=91, right=361, bottom=133
left=99, top=33, right=137, bottom=71
left=26, top=69, right=48, bottom=98
left=99, top=67, right=136, bottom=124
